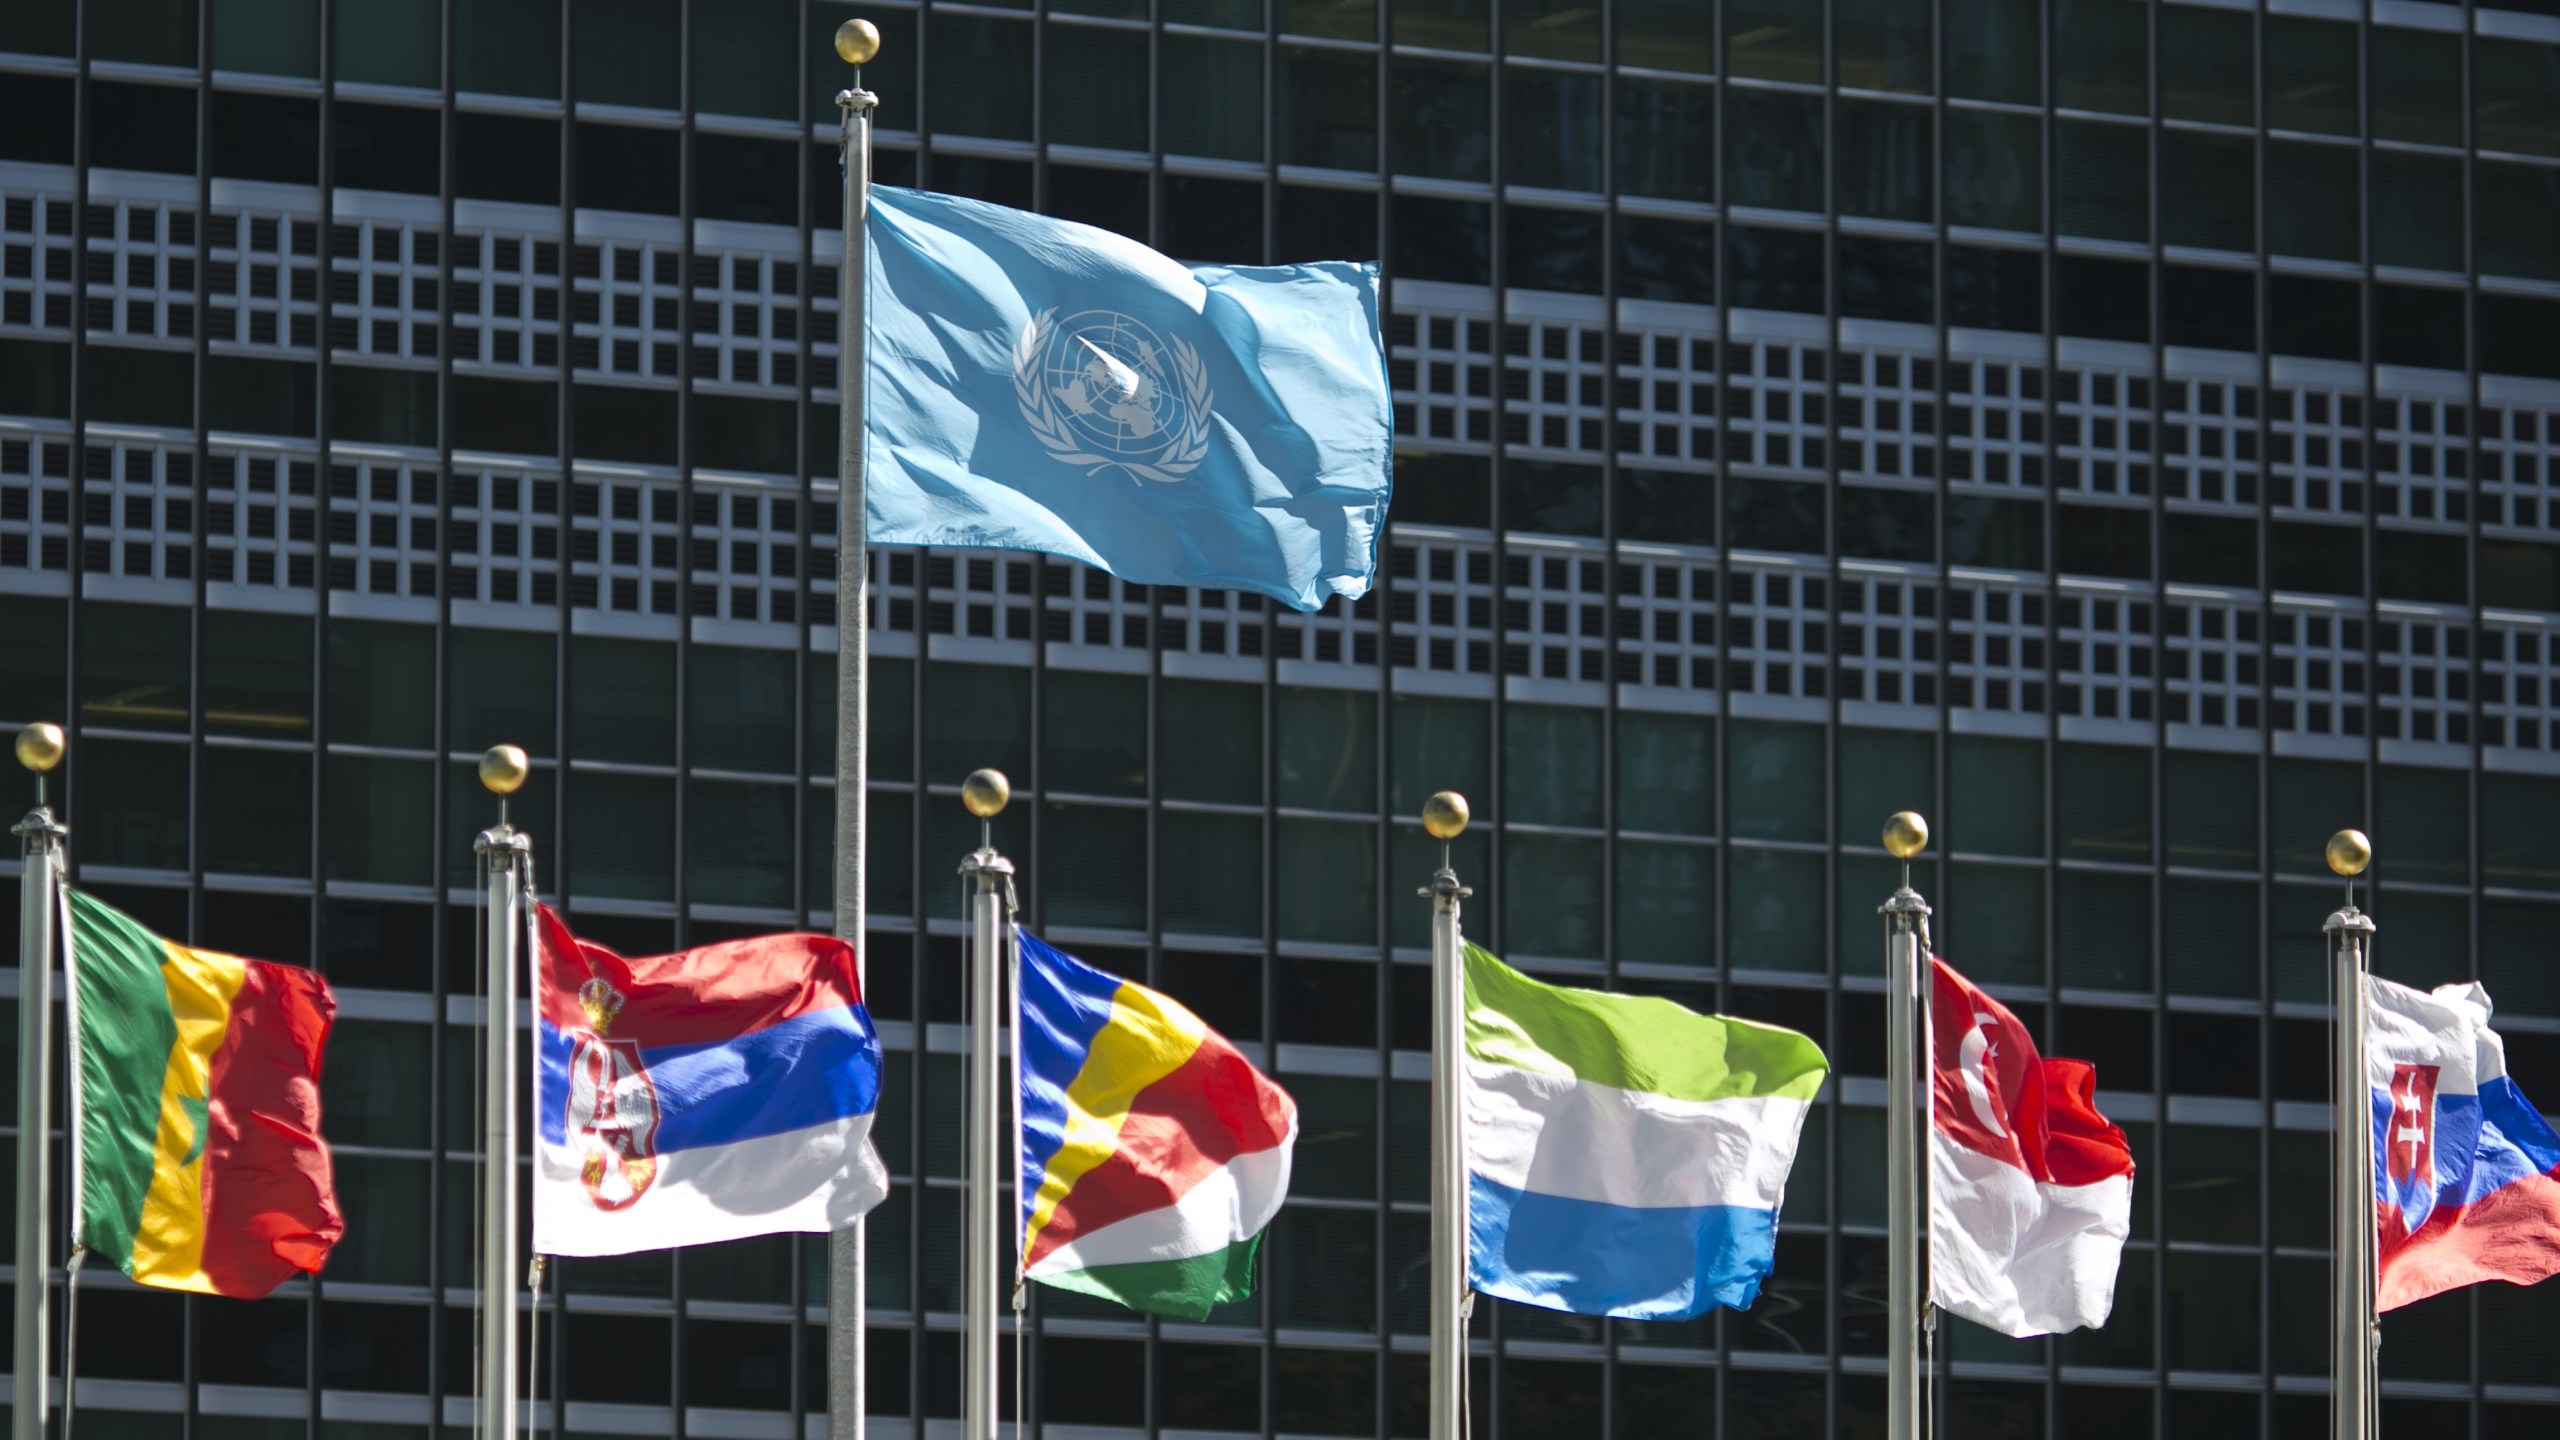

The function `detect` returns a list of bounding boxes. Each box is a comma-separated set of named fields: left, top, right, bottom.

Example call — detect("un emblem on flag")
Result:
left=1015, top=308, right=1213, bottom=485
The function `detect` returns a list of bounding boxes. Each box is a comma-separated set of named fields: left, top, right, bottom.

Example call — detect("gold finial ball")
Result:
left=1422, top=791, right=1470, bottom=841
left=834, top=17, right=881, bottom=65
left=2327, top=828, right=2373, bottom=878
left=15, top=722, right=65, bottom=774
left=478, top=745, right=531, bottom=796
left=1882, top=811, right=1930, bottom=860
left=961, top=768, right=1011, bottom=819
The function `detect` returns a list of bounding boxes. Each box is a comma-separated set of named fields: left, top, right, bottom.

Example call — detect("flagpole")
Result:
left=13, top=724, right=66, bottom=1440
left=2323, top=828, right=2376, bottom=1440
left=1419, top=791, right=1472, bottom=1440
left=1878, top=811, right=1932, bottom=1440
left=959, top=770, right=1014, bottom=1440
left=829, top=21, right=881, bottom=1440
left=476, top=746, right=533, bottom=1440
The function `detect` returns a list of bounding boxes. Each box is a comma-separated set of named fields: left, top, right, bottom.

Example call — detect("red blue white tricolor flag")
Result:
left=531, top=905, right=888, bottom=1256
left=2369, top=975, right=2560, bottom=1310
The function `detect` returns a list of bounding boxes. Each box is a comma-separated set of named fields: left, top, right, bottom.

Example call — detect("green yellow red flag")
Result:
left=64, top=887, right=342, bottom=1297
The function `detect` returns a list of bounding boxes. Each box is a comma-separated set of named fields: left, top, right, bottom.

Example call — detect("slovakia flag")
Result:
left=2369, top=976, right=2560, bottom=1310
left=532, top=906, right=889, bottom=1256
left=1926, top=956, right=2136, bottom=1337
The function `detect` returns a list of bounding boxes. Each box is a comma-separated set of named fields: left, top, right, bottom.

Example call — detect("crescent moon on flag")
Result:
left=1959, top=1011, right=2009, bottom=1137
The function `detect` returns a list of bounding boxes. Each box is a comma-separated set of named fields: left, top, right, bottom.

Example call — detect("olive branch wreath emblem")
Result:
left=1013, top=308, right=1214, bottom=485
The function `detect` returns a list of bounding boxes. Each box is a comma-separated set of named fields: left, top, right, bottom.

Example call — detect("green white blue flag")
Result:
left=1465, top=945, right=1829, bottom=1319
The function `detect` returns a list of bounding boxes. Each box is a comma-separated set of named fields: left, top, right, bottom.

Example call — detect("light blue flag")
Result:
left=863, top=185, right=1392, bottom=613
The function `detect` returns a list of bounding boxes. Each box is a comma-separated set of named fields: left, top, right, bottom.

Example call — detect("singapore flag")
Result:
left=1926, top=956, right=2136, bottom=1336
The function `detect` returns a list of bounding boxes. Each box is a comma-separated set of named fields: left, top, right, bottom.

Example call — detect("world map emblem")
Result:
left=1014, top=308, right=1213, bottom=484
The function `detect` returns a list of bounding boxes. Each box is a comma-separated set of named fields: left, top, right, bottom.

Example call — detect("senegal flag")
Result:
left=64, top=888, right=342, bottom=1297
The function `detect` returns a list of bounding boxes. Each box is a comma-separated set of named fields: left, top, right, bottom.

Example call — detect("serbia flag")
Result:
left=2369, top=975, right=2560, bottom=1310
left=531, top=905, right=889, bottom=1256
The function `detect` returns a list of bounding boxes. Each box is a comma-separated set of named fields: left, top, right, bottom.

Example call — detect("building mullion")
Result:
left=1709, top=0, right=1737, bottom=1428
left=305, top=2, right=339, bottom=1434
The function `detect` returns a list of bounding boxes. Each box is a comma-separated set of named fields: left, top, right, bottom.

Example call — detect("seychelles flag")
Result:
left=63, top=888, right=341, bottom=1298
left=532, top=906, right=888, bottom=1256
left=1018, top=933, right=1297, bottom=1319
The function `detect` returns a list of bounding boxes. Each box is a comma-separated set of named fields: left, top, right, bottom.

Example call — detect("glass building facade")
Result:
left=4, top=0, right=2560, bottom=1435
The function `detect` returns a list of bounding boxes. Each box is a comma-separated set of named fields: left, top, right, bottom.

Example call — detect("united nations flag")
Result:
left=864, top=185, right=1391, bottom=612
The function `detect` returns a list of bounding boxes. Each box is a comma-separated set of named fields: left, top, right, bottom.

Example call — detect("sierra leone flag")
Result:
left=63, top=888, right=343, bottom=1298
left=1018, top=932, right=1297, bottom=1319
left=1465, top=944, right=1829, bottom=1319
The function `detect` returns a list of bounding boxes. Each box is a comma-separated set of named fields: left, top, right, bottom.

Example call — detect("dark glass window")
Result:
left=0, top=73, right=74, bottom=164
left=928, top=12, right=1034, bottom=142
left=1506, top=0, right=1599, bottom=62
left=695, top=392, right=796, bottom=476
left=2158, top=131, right=2253, bottom=253
left=2265, top=141, right=2358, bottom=263
left=1617, top=0, right=1715, bottom=75
left=2165, top=514, right=2256, bottom=587
left=1044, top=25, right=1147, bottom=152
left=1280, top=46, right=1378, bottom=171
left=1048, top=165, right=1148, bottom=244
left=1944, top=109, right=2040, bottom=232
left=2371, top=28, right=2462, bottom=146
left=0, top=338, right=72, bottom=419
left=336, top=366, right=438, bottom=448
left=336, top=101, right=442, bottom=197
left=1163, top=175, right=1264, bottom=265
left=1391, top=452, right=1490, bottom=527
left=1725, top=476, right=1825, bottom=553
left=2264, top=17, right=2358, bottom=135
left=2163, top=265, right=2254, bottom=353
left=2373, top=152, right=2464, bottom=273
left=693, top=132, right=796, bottom=226
left=1277, top=185, right=1376, bottom=264
left=2159, top=4, right=2252, bottom=125
left=574, top=122, right=680, bottom=216
left=215, top=0, right=322, bottom=77
left=2269, top=274, right=2360, bottom=364
left=337, top=0, right=439, bottom=88
left=1725, top=0, right=1820, bottom=82
left=934, top=155, right=1033, bottom=211
left=1836, top=99, right=1932, bottom=222
left=1163, top=33, right=1264, bottom=163
left=1947, top=495, right=2043, bottom=569
left=90, top=80, right=198, bottom=176
left=456, top=111, right=560, bottom=207
left=1838, top=235, right=1932, bottom=324
left=2058, top=502, right=2150, bottom=578
left=457, top=0, right=563, bottom=100
left=1946, top=0, right=2039, bottom=104
left=1391, top=0, right=1487, bottom=50
left=1836, top=0, right=1931, bottom=93
left=1505, top=65, right=1602, bottom=191
left=1504, top=206, right=1601, bottom=294
left=2055, top=0, right=2146, bottom=115
left=691, top=0, right=795, bottom=121
left=452, top=374, right=558, bottom=457
left=2475, top=38, right=2560, bottom=159
left=1618, top=214, right=1713, bottom=304
left=2055, top=254, right=2148, bottom=344
left=574, top=382, right=678, bottom=464
left=574, top=0, right=679, bottom=107
left=1616, top=77, right=1713, bottom=202
left=2480, top=161, right=2560, bottom=283
left=1726, top=226, right=1824, bottom=314
left=1725, top=88, right=1823, bottom=214
left=1391, top=58, right=1491, bottom=182
left=1946, top=244, right=2041, bottom=332
left=206, top=354, right=317, bottom=437
left=1392, top=196, right=1489, bottom=284
left=93, top=0, right=197, bottom=67
left=2272, top=519, right=2363, bottom=596
left=2056, top=120, right=2147, bottom=243
left=1501, top=459, right=1601, bottom=536
left=87, top=346, right=193, bottom=430
left=1838, top=486, right=1935, bottom=563
left=2377, top=530, right=2467, bottom=604
left=212, top=91, right=320, bottom=185
left=1619, top=469, right=1716, bottom=546
left=2481, top=294, right=2560, bottom=383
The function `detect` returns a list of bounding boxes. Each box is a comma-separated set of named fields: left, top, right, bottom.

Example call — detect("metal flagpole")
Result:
left=476, top=745, right=534, bottom=1440
left=958, top=770, right=1014, bottom=1440
left=1879, top=811, right=1933, bottom=1440
left=2323, top=828, right=2377, bottom=1440
left=829, top=19, right=881, bottom=1440
left=13, top=723, right=67, bottom=1440
left=1419, top=791, right=1472, bottom=1440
